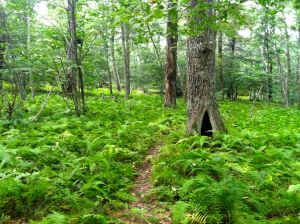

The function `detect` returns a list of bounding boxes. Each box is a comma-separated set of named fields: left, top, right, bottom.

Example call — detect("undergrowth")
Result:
left=1, top=93, right=299, bottom=223
left=152, top=100, right=300, bottom=224
left=0, top=91, right=184, bottom=223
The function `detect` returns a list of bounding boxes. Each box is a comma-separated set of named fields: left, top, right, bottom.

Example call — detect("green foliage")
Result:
left=0, top=93, right=184, bottom=222
left=171, top=201, right=189, bottom=224
left=76, top=214, right=107, bottom=224
left=31, top=212, right=68, bottom=224
left=1, top=94, right=300, bottom=223
left=153, top=100, right=300, bottom=224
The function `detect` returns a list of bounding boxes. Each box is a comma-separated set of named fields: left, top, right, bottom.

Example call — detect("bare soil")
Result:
left=113, top=144, right=171, bottom=224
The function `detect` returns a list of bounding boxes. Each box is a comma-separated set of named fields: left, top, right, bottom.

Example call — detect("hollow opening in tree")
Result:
left=201, top=111, right=213, bottom=136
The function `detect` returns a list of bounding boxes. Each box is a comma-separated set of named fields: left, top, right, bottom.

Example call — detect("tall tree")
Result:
left=121, top=23, right=130, bottom=99
left=0, top=5, right=6, bottom=92
left=66, top=0, right=81, bottom=116
left=104, top=40, right=113, bottom=95
left=274, top=42, right=289, bottom=107
left=282, top=12, right=291, bottom=105
left=296, top=7, right=300, bottom=108
left=186, top=0, right=225, bottom=136
left=0, top=34, right=4, bottom=92
left=110, top=31, right=121, bottom=92
left=217, top=32, right=224, bottom=100
left=27, top=0, right=34, bottom=99
left=164, top=0, right=178, bottom=107
left=261, top=9, right=274, bottom=102
left=107, top=0, right=121, bottom=92
left=227, top=36, right=237, bottom=100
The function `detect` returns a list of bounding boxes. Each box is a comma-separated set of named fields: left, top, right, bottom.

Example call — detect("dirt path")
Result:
left=114, top=144, right=171, bottom=224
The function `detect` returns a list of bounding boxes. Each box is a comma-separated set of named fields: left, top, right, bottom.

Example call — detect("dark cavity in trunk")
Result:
left=201, top=111, right=213, bottom=136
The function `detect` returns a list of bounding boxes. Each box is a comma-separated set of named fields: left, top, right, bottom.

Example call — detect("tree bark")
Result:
left=108, top=0, right=121, bottom=92
left=110, top=33, right=121, bottom=92
left=186, top=0, right=225, bottom=136
left=16, top=74, right=27, bottom=100
left=177, top=63, right=187, bottom=101
left=282, top=12, right=291, bottom=105
left=266, top=35, right=273, bottom=102
left=66, top=0, right=80, bottom=116
left=296, top=13, right=300, bottom=109
left=105, top=41, right=113, bottom=95
left=227, top=37, right=236, bottom=100
left=261, top=11, right=273, bottom=102
left=0, top=7, right=4, bottom=92
left=27, top=0, right=34, bottom=99
left=164, top=0, right=178, bottom=107
left=78, top=62, right=86, bottom=111
left=121, top=23, right=130, bottom=99
left=217, top=32, right=224, bottom=100
left=275, top=45, right=289, bottom=107
left=0, top=34, right=5, bottom=92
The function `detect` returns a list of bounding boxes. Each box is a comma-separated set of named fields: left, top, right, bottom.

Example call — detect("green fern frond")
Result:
left=188, top=212, right=207, bottom=224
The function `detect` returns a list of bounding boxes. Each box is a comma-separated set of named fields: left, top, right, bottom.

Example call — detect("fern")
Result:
left=188, top=213, right=208, bottom=224
left=0, top=149, right=13, bottom=169
left=172, top=201, right=189, bottom=224
left=31, top=212, right=68, bottom=224
left=1, top=94, right=300, bottom=223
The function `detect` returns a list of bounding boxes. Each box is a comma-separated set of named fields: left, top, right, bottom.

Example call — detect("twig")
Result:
left=29, top=87, right=53, bottom=122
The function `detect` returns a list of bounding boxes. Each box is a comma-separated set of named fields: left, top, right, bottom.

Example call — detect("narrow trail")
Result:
left=114, top=144, right=172, bottom=224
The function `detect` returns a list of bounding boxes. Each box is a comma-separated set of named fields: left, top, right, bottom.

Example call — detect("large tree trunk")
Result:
left=121, top=23, right=130, bottom=99
left=110, top=33, right=121, bottom=92
left=186, top=0, right=225, bottom=136
left=217, top=32, right=224, bottom=100
left=164, top=0, right=178, bottom=107
left=66, top=0, right=80, bottom=116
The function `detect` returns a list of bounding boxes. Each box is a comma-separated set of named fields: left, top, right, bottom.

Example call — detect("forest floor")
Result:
left=1, top=92, right=300, bottom=223
left=114, top=143, right=172, bottom=224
